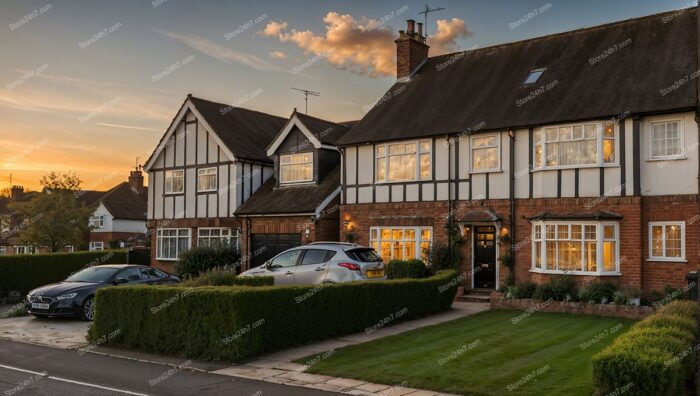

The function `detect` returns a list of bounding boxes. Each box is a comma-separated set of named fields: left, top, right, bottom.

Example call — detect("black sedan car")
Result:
left=27, top=265, right=180, bottom=321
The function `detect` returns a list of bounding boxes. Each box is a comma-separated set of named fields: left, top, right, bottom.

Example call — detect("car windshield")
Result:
left=346, top=248, right=382, bottom=263
left=66, top=267, right=121, bottom=283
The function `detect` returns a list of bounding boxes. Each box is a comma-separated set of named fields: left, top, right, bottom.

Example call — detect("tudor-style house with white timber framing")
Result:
left=337, top=11, right=700, bottom=293
left=144, top=94, right=286, bottom=272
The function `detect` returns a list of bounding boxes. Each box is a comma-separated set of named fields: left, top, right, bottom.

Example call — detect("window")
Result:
left=533, top=122, right=617, bottom=169
left=269, top=250, right=302, bottom=268
left=0, top=246, right=6, bottom=256
left=164, top=170, right=184, bottom=194
left=369, top=226, right=432, bottom=261
left=471, top=134, right=500, bottom=172
left=156, top=228, right=191, bottom=260
left=197, top=167, right=217, bottom=192
left=280, top=153, right=313, bottom=183
left=0, top=216, right=9, bottom=233
left=300, top=249, right=335, bottom=265
left=375, top=140, right=431, bottom=182
left=118, top=268, right=142, bottom=282
left=651, top=120, right=683, bottom=159
left=649, top=222, right=685, bottom=261
left=89, top=215, right=104, bottom=229
left=89, top=242, right=104, bottom=251
left=523, top=68, right=545, bottom=85
left=197, top=228, right=239, bottom=250
left=531, top=222, right=619, bottom=274
left=13, top=246, right=36, bottom=255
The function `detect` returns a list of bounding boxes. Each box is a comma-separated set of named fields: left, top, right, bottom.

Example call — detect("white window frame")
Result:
left=648, top=221, right=686, bottom=262
left=533, top=121, right=619, bottom=171
left=470, top=133, right=501, bottom=173
left=89, top=215, right=104, bottom=229
left=89, top=242, right=104, bottom=251
left=530, top=221, right=620, bottom=275
left=369, top=226, right=433, bottom=261
left=156, top=228, right=191, bottom=261
left=13, top=246, right=36, bottom=255
left=0, top=246, right=6, bottom=255
left=197, top=227, right=240, bottom=250
left=649, top=119, right=685, bottom=160
left=375, top=140, right=432, bottom=183
left=280, top=153, right=314, bottom=184
left=164, top=170, right=184, bottom=194
left=197, top=167, right=218, bottom=192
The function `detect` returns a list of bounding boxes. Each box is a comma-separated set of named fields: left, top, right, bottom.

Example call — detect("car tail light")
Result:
left=338, top=262, right=361, bottom=271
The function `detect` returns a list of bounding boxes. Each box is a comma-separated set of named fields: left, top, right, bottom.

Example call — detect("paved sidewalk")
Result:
left=212, top=302, right=489, bottom=396
left=0, top=316, right=89, bottom=348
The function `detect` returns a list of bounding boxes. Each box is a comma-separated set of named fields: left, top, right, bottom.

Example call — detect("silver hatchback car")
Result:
left=240, top=242, right=386, bottom=285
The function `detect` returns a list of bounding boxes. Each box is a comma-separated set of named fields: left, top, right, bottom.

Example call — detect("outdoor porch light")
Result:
left=500, top=227, right=509, bottom=237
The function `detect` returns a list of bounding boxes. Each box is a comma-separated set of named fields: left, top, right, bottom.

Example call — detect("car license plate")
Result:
left=31, top=303, right=49, bottom=310
left=367, top=269, right=384, bottom=278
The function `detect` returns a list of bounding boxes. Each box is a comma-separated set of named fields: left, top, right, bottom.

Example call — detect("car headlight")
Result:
left=56, top=293, right=78, bottom=300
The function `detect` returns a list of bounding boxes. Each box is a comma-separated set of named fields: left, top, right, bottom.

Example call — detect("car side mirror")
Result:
left=113, top=278, right=128, bottom=285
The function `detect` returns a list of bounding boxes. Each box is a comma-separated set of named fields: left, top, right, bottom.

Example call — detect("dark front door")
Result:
left=473, top=226, right=496, bottom=289
left=251, top=233, right=302, bottom=268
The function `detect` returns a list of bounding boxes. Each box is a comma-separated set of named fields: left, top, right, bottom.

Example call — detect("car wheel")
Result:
left=82, top=297, right=95, bottom=321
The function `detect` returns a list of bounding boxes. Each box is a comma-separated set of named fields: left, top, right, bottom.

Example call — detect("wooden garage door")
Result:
left=251, top=233, right=302, bottom=268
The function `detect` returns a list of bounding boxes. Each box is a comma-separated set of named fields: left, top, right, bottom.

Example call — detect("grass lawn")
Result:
left=297, top=310, right=636, bottom=396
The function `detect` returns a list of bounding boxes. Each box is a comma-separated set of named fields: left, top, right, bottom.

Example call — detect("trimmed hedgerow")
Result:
left=181, top=268, right=273, bottom=287
left=592, top=300, right=699, bottom=396
left=174, top=246, right=240, bottom=278
left=386, top=259, right=431, bottom=279
left=0, top=250, right=127, bottom=296
left=89, top=270, right=459, bottom=362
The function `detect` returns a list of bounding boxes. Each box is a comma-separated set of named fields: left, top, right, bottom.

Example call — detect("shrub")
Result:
left=89, top=270, right=459, bottom=362
left=518, top=282, right=537, bottom=299
left=533, top=275, right=576, bottom=301
left=181, top=268, right=273, bottom=287
left=613, top=290, right=627, bottom=305
left=658, top=300, right=699, bottom=320
left=427, top=242, right=457, bottom=271
left=0, top=250, right=127, bottom=296
left=175, top=246, right=240, bottom=278
left=587, top=282, right=618, bottom=304
left=635, top=313, right=697, bottom=336
left=386, top=259, right=430, bottom=279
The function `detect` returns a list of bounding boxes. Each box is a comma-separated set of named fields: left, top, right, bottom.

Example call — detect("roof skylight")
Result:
left=523, top=68, right=546, bottom=85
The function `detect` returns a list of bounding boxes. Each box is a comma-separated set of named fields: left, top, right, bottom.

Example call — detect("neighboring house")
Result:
left=235, top=111, right=350, bottom=267
left=88, top=169, right=148, bottom=251
left=144, top=95, right=287, bottom=272
left=336, top=11, right=700, bottom=293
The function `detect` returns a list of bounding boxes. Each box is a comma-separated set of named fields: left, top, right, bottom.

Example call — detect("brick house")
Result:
left=336, top=10, right=700, bottom=293
left=236, top=110, right=350, bottom=267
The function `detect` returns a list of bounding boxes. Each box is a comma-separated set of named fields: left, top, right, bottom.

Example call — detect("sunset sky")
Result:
left=0, top=0, right=691, bottom=191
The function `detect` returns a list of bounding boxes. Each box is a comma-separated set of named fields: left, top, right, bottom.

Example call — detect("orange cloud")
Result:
left=259, top=13, right=471, bottom=78
left=269, top=50, right=287, bottom=59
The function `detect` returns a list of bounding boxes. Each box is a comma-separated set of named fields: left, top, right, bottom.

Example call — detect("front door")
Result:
left=473, top=226, right=497, bottom=289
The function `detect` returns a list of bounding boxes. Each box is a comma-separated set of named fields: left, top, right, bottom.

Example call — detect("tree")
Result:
left=9, top=172, right=93, bottom=252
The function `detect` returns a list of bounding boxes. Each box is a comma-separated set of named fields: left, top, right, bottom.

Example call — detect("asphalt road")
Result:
left=0, top=339, right=339, bottom=396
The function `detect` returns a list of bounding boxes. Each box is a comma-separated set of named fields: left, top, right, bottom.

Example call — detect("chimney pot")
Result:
left=10, top=185, right=24, bottom=200
left=128, top=170, right=145, bottom=195
left=417, top=22, right=423, bottom=37
left=395, top=20, right=429, bottom=80
left=406, top=19, right=415, bottom=34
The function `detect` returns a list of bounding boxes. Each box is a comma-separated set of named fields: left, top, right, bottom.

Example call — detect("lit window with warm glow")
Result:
left=370, top=226, right=432, bottom=261
left=375, top=140, right=431, bottom=182
left=649, top=222, right=685, bottom=261
left=533, top=122, right=617, bottom=169
left=471, top=134, right=500, bottom=172
left=280, top=153, right=313, bottom=184
left=532, top=222, right=619, bottom=275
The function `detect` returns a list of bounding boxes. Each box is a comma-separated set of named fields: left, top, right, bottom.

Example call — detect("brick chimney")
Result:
left=128, top=168, right=145, bottom=194
left=10, top=185, right=23, bottom=200
left=395, top=19, right=429, bottom=80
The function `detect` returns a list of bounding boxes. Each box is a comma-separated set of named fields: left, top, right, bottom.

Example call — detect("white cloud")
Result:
left=269, top=50, right=287, bottom=59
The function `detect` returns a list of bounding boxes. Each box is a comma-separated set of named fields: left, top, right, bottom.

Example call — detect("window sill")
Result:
left=646, top=258, right=687, bottom=263
left=155, top=258, right=179, bottom=262
left=531, top=164, right=620, bottom=173
left=163, top=192, right=184, bottom=196
left=279, top=181, right=315, bottom=186
left=470, top=169, right=503, bottom=175
left=374, top=179, right=429, bottom=185
left=529, top=269, right=621, bottom=276
left=646, top=156, right=687, bottom=162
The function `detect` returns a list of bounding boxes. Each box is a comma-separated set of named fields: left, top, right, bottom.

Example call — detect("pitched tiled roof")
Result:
left=338, top=7, right=698, bottom=145
left=189, top=96, right=288, bottom=162
left=294, top=112, right=352, bottom=145
left=98, top=182, right=147, bottom=220
left=235, top=166, right=340, bottom=215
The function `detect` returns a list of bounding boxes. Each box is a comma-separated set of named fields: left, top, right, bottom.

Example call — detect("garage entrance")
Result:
left=250, top=233, right=302, bottom=268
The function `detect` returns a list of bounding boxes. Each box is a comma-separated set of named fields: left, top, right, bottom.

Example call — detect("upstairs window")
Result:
left=533, top=122, right=617, bottom=169
left=651, top=120, right=683, bottom=159
left=471, top=134, right=500, bottom=172
left=89, top=215, right=104, bottom=229
left=280, top=153, right=313, bottom=183
left=376, top=140, right=431, bottom=182
left=164, top=170, right=184, bottom=194
left=197, top=167, right=218, bottom=192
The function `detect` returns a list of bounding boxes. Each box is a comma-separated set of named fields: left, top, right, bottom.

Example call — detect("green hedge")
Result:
left=592, top=300, right=699, bottom=396
left=0, top=250, right=127, bottom=296
left=89, top=270, right=459, bottom=362
left=386, top=259, right=431, bottom=279
left=181, top=268, right=273, bottom=287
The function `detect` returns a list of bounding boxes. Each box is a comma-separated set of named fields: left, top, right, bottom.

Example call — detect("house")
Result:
left=87, top=168, right=148, bottom=251
left=144, top=95, right=288, bottom=271
left=336, top=10, right=700, bottom=293
left=235, top=110, right=350, bottom=267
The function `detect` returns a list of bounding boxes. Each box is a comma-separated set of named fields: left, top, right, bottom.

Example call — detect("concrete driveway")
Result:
left=0, top=316, right=89, bottom=349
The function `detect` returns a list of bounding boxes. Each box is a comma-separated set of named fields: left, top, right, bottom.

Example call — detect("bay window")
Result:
left=533, top=122, right=617, bottom=169
left=156, top=228, right=191, bottom=260
left=375, top=140, right=431, bottom=182
left=198, top=227, right=239, bottom=250
left=197, top=167, right=218, bottom=192
left=471, top=134, right=500, bottom=172
left=164, top=170, right=184, bottom=194
left=370, top=226, right=432, bottom=261
left=532, top=222, right=619, bottom=274
left=280, top=153, right=313, bottom=183
left=649, top=222, right=685, bottom=261
left=650, top=120, right=683, bottom=159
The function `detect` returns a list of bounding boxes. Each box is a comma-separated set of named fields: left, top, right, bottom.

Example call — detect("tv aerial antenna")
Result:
left=290, top=87, right=320, bottom=114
